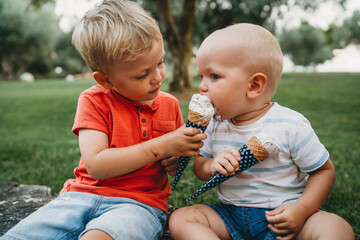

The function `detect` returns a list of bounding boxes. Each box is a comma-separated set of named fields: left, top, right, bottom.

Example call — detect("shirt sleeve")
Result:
left=72, top=93, right=109, bottom=136
left=289, top=116, right=329, bottom=172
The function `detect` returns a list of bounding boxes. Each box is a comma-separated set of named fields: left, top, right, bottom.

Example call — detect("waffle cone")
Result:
left=187, top=110, right=211, bottom=126
left=246, top=136, right=269, bottom=162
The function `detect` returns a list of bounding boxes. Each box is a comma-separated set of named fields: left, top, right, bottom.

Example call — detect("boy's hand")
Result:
left=265, top=202, right=308, bottom=240
left=161, top=156, right=179, bottom=176
left=163, top=125, right=207, bottom=157
left=209, top=148, right=240, bottom=175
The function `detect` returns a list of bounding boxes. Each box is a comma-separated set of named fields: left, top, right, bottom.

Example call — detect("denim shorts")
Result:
left=210, top=203, right=277, bottom=240
left=1, top=192, right=166, bottom=240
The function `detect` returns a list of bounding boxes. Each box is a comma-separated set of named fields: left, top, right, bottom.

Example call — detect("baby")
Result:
left=169, top=23, right=354, bottom=240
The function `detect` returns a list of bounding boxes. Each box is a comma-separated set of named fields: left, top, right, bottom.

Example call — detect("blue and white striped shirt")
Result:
left=200, top=102, right=329, bottom=209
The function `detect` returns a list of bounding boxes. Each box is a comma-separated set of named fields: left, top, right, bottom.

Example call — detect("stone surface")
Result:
left=0, top=182, right=174, bottom=239
left=0, top=182, right=55, bottom=235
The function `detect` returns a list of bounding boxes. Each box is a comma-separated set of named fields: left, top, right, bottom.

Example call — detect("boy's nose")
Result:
left=151, top=68, right=164, bottom=85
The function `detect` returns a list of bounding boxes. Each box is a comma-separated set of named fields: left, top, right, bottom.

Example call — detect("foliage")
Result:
left=0, top=73, right=359, bottom=233
left=0, top=0, right=61, bottom=80
left=194, top=0, right=285, bottom=44
left=329, top=10, right=360, bottom=49
left=279, top=22, right=333, bottom=66
left=139, top=0, right=342, bottom=89
left=53, top=30, right=89, bottom=77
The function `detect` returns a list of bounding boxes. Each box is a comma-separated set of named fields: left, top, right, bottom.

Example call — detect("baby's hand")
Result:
left=265, top=202, right=309, bottom=240
left=161, top=156, right=179, bottom=176
left=209, top=148, right=240, bottom=175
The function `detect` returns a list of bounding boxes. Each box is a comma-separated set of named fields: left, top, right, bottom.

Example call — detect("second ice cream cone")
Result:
left=246, top=136, right=269, bottom=161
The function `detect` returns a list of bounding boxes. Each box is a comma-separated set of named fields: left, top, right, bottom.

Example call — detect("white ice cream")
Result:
left=255, top=133, right=280, bottom=157
left=189, top=94, right=215, bottom=122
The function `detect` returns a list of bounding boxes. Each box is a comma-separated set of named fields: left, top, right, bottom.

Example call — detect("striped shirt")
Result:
left=200, top=102, right=329, bottom=209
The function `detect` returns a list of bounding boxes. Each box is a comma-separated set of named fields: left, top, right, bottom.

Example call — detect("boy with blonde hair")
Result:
left=169, top=23, right=354, bottom=240
left=1, top=0, right=206, bottom=239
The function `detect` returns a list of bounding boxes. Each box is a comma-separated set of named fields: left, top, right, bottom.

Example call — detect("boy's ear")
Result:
left=247, top=73, right=268, bottom=99
left=93, top=71, right=113, bottom=90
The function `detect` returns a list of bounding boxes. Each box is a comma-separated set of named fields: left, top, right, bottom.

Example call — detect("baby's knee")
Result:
left=299, top=211, right=354, bottom=240
left=169, top=206, right=195, bottom=227
left=169, top=205, right=205, bottom=232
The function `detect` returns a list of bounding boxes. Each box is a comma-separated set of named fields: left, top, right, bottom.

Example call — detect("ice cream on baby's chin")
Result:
left=190, top=94, right=221, bottom=122
left=213, top=107, right=222, bottom=121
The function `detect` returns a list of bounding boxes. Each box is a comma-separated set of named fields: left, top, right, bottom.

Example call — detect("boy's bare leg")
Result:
left=169, top=204, right=232, bottom=240
left=296, top=211, right=354, bottom=240
left=80, top=229, right=113, bottom=240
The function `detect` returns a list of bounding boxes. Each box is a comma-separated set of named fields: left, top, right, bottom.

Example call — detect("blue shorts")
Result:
left=1, top=192, right=166, bottom=240
left=210, top=203, right=277, bottom=240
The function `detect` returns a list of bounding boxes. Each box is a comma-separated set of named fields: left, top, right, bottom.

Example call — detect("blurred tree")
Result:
left=30, top=0, right=54, bottom=8
left=279, top=22, right=333, bottom=67
left=157, top=0, right=196, bottom=91
left=0, top=0, right=61, bottom=80
left=140, top=0, right=345, bottom=91
left=329, top=10, right=360, bottom=49
left=53, top=30, right=89, bottom=78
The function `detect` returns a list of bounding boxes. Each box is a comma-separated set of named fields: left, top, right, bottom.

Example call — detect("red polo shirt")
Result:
left=61, top=85, right=184, bottom=212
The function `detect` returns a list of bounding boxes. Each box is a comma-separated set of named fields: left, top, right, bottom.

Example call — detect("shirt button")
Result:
left=142, top=118, right=146, bottom=123
left=143, top=131, right=147, bottom=137
left=140, top=108, right=144, bottom=113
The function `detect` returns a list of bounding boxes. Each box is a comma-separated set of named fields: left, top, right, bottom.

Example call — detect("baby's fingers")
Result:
left=216, top=153, right=239, bottom=175
left=267, top=224, right=291, bottom=236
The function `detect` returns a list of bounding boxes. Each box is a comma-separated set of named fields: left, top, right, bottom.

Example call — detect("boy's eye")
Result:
left=135, top=72, right=148, bottom=79
left=210, top=73, right=220, bottom=80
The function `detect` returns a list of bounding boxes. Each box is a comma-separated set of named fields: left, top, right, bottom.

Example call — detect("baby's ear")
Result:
left=93, top=71, right=113, bottom=90
left=247, top=73, right=268, bottom=99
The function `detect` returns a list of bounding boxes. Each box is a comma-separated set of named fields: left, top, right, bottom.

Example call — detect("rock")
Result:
left=0, top=182, right=55, bottom=235
left=0, top=182, right=175, bottom=239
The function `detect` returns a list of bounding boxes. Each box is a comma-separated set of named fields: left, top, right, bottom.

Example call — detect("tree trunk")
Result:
left=156, top=0, right=196, bottom=92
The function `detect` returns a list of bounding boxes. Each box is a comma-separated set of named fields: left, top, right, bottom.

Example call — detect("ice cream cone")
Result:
left=172, top=94, right=215, bottom=190
left=246, top=136, right=269, bottom=162
left=187, top=134, right=279, bottom=201
left=187, top=110, right=211, bottom=127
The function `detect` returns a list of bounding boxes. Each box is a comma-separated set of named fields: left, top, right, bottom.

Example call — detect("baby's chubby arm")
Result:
left=265, top=158, right=335, bottom=239
left=194, top=148, right=241, bottom=181
left=78, top=125, right=206, bottom=179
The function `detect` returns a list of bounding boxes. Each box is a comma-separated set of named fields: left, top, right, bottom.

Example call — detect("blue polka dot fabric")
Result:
left=172, top=120, right=207, bottom=190
left=187, top=144, right=260, bottom=201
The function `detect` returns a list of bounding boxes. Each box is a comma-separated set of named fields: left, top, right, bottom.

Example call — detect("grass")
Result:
left=0, top=73, right=359, bottom=233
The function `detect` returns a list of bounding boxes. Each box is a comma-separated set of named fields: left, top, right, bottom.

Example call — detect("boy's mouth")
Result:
left=149, top=87, right=160, bottom=94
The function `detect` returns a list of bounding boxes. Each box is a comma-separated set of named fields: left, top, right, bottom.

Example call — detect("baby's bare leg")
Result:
left=296, top=211, right=354, bottom=240
left=80, top=229, right=113, bottom=240
left=169, top=204, right=231, bottom=240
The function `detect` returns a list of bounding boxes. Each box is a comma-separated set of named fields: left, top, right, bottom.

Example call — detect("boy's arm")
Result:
left=265, top=158, right=335, bottom=238
left=79, top=126, right=206, bottom=179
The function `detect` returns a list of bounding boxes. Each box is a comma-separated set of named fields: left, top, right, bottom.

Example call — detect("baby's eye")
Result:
left=158, top=60, right=165, bottom=66
left=210, top=73, right=220, bottom=80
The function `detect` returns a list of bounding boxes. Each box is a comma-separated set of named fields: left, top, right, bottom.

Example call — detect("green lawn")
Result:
left=0, top=72, right=359, bottom=233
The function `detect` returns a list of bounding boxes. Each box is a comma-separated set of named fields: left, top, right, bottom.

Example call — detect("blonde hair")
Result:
left=72, top=0, right=162, bottom=73
left=226, top=24, right=283, bottom=95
